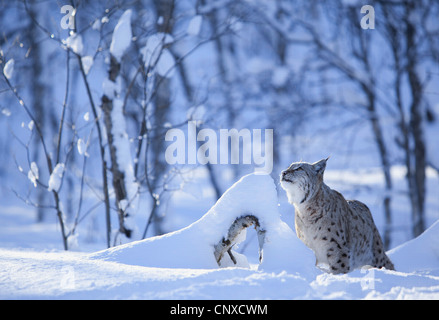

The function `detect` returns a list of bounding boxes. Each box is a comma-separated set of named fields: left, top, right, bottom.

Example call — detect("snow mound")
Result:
left=388, top=219, right=439, bottom=273
left=90, top=173, right=315, bottom=275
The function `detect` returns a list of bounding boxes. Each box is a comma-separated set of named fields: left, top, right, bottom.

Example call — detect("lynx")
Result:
left=280, top=158, right=394, bottom=274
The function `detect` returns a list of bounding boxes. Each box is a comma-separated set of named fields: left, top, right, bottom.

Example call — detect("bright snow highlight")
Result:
left=110, top=9, right=132, bottom=62
left=3, top=59, right=14, bottom=79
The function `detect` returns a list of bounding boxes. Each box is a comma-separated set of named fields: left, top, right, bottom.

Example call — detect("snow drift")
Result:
left=90, top=173, right=316, bottom=276
left=2, top=173, right=439, bottom=299
left=388, top=219, right=439, bottom=273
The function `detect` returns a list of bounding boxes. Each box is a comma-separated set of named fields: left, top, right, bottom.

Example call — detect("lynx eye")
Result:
left=287, top=164, right=303, bottom=172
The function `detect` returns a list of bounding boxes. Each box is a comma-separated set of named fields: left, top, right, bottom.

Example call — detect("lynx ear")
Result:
left=313, top=157, right=329, bottom=174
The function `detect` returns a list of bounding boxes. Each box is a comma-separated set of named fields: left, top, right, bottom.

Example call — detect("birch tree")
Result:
left=102, top=9, right=139, bottom=242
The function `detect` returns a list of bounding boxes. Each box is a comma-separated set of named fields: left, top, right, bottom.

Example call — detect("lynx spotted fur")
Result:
left=280, top=158, right=394, bottom=274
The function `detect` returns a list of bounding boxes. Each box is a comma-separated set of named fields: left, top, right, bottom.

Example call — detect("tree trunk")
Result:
left=145, top=0, right=175, bottom=236
left=28, top=1, right=48, bottom=222
left=102, top=54, right=138, bottom=241
left=364, top=87, right=393, bottom=249
left=405, top=2, right=426, bottom=237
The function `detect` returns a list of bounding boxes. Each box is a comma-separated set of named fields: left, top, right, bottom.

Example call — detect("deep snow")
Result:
left=90, top=174, right=316, bottom=275
left=1, top=173, right=439, bottom=300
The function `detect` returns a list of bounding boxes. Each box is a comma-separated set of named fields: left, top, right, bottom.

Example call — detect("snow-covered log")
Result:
left=214, top=215, right=266, bottom=266
left=90, top=173, right=316, bottom=276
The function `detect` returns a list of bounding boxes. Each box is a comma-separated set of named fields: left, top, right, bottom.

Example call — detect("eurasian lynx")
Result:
left=280, top=158, right=394, bottom=274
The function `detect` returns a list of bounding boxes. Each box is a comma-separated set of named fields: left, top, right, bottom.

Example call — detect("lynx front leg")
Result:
left=325, top=239, right=351, bottom=274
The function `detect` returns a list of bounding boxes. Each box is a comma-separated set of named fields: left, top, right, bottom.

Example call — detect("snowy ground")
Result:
left=1, top=173, right=439, bottom=300
left=2, top=247, right=438, bottom=300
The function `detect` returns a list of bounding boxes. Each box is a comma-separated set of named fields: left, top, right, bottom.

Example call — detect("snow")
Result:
left=110, top=9, right=132, bottom=62
left=2, top=108, right=12, bottom=117
left=77, top=138, right=88, bottom=156
left=141, top=33, right=175, bottom=77
left=102, top=77, right=120, bottom=99
left=387, top=219, right=439, bottom=273
left=0, top=248, right=312, bottom=299
left=2, top=173, right=439, bottom=299
left=27, top=120, right=34, bottom=131
left=0, top=0, right=438, bottom=302
left=27, top=162, right=39, bottom=188
left=91, top=19, right=101, bottom=31
left=65, top=33, right=83, bottom=55
left=47, top=163, right=65, bottom=193
left=90, top=173, right=315, bottom=274
left=101, top=16, right=109, bottom=24
left=187, top=15, right=203, bottom=36
left=3, top=58, right=14, bottom=79
left=81, top=56, right=93, bottom=75
left=1, top=108, right=11, bottom=117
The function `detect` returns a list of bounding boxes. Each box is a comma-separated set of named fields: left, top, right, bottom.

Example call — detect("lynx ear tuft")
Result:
left=313, top=157, right=329, bottom=174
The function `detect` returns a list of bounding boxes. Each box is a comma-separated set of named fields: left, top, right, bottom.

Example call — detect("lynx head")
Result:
left=280, top=158, right=329, bottom=205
